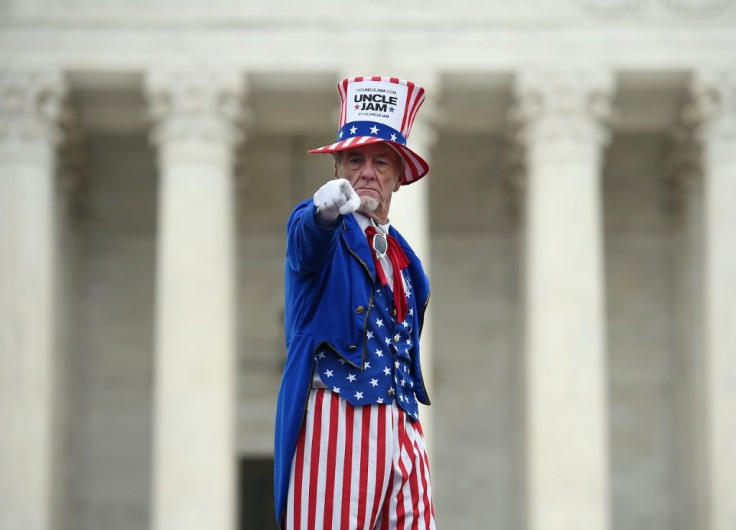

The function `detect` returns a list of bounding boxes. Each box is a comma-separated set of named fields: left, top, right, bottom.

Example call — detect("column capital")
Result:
left=510, top=67, right=615, bottom=149
left=0, top=69, right=68, bottom=149
left=144, top=69, right=247, bottom=148
left=687, top=67, right=736, bottom=145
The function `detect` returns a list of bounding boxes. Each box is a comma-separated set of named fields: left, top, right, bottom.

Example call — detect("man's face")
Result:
left=335, top=143, right=402, bottom=222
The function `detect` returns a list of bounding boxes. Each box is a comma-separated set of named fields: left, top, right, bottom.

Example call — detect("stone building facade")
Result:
left=1, top=1, right=735, bottom=529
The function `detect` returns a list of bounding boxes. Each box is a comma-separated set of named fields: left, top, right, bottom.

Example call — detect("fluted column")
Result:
left=145, top=70, right=245, bottom=530
left=690, top=68, right=736, bottom=530
left=389, top=97, right=438, bottom=454
left=0, top=69, right=67, bottom=530
left=513, top=68, right=613, bottom=530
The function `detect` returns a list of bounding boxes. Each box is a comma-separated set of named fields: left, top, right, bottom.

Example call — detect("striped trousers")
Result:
left=285, top=388, right=436, bottom=530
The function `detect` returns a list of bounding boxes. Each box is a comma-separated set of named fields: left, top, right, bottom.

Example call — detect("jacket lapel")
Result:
left=340, top=214, right=377, bottom=282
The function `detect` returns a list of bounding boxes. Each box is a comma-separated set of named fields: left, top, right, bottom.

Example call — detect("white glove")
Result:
left=313, top=178, right=361, bottom=222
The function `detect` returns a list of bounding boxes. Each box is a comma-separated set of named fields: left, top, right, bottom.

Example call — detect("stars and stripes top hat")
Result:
left=308, top=76, right=430, bottom=185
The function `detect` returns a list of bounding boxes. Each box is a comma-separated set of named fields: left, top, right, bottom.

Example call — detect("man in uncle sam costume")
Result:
left=274, top=76, right=436, bottom=529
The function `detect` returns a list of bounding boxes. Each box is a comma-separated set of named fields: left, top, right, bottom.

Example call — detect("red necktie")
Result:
left=365, top=225, right=410, bottom=323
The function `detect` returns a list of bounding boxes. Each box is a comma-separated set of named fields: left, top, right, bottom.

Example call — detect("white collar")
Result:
left=352, top=211, right=390, bottom=234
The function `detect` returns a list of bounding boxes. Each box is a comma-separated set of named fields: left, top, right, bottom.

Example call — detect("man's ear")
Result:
left=334, top=163, right=339, bottom=179
left=393, top=178, right=402, bottom=193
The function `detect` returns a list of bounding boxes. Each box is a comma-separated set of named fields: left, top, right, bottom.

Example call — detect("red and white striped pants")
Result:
left=285, top=388, right=436, bottom=530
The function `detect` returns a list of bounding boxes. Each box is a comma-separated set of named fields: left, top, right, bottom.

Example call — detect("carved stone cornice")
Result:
left=576, top=0, right=733, bottom=17
left=686, top=67, right=736, bottom=146
left=576, top=0, right=643, bottom=15
left=662, top=0, right=732, bottom=16
left=0, top=69, right=68, bottom=148
left=2, top=0, right=735, bottom=23
left=144, top=70, right=247, bottom=148
left=510, top=68, right=615, bottom=152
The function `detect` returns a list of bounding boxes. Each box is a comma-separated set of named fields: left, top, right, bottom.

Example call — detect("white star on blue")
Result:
left=312, top=269, right=419, bottom=417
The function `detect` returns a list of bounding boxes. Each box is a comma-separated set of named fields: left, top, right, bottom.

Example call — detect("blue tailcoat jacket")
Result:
left=274, top=199, right=431, bottom=527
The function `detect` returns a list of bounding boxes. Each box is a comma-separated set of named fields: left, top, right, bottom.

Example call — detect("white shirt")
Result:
left=352, top=212, right=397, bottom=291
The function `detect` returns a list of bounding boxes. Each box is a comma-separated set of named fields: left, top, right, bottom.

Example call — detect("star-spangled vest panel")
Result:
left=314, top=272, right=420, bottom=421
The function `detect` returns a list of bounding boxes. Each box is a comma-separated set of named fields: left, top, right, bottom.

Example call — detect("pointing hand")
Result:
left=313, top=178, right=361, bottom=222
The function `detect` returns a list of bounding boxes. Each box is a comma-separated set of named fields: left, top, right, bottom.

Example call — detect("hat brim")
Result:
left=308, top=136, right=429, bottom=185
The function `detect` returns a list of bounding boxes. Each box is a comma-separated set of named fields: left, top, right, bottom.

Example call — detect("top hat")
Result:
left=308, top=76, right=430, bottom=185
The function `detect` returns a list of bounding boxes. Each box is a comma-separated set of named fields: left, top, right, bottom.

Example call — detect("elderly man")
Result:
left=274, top=76, right=436, bottom=530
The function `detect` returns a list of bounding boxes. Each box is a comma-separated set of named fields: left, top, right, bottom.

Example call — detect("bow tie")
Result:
left=364, top=222, right=410, bottom=323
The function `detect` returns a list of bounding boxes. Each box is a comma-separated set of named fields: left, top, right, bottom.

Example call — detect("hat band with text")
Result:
left=337, top=121, right=407, bottom=146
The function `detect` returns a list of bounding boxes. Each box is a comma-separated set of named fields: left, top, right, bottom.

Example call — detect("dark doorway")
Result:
left=240, top=457, right=278, bottom=530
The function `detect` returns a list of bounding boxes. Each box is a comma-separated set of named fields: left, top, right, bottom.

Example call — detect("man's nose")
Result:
left=360, top=161, right=377, bottom=178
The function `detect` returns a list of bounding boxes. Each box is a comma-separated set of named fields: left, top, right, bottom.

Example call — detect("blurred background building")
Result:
left=1, top=1, right=735, bottom=529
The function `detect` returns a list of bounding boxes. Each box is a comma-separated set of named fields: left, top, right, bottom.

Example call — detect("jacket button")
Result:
left=394, top=335, right=400, bottom=343
left=388, top=388, right=395, bottom=396
left=348, top=345, right=357, bottom=351
left=392, top=309, right=396, bottom=317
left=356, top=306, right=365, bottom=314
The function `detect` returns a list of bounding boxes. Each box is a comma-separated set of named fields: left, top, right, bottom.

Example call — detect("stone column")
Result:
left=389, top=102, right=438, bottom=455
left=512, top=68, right=613, bottom=530
left=690, top=68, right=736, bottom=530
left=0, top=69, right=67, bottom=530
left=145, top=70, right=245, bottom=530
